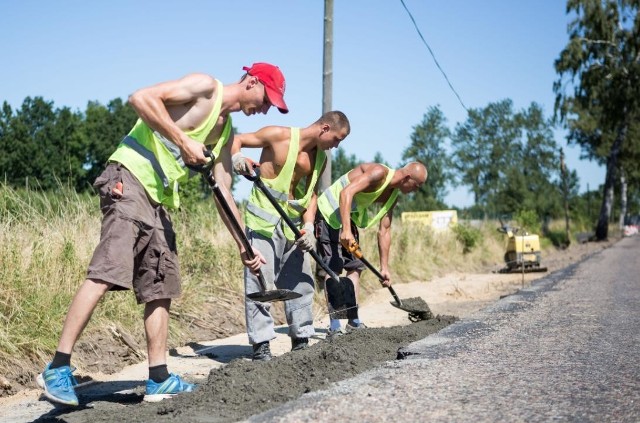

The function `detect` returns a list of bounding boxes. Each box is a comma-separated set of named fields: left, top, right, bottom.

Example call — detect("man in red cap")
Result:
left=242, top=62, right=288, bottom=114
left=38, top=63, right=288, bottom=406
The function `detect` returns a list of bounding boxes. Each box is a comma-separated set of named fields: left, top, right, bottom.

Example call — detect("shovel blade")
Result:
left=247, top=289, right=302, bottom=303
left=390, top=296, right=433, bottom=321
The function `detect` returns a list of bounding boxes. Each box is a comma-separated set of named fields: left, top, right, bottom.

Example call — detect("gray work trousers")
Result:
left=244, top=221, right=316, bottom=345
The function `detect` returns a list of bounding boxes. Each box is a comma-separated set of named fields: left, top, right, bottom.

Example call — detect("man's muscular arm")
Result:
left=377, top=206, right=394, bottom=287
left=129, top=73, right=215, bottom=166
left=338, top=164, right=387, bottom=247
left=213, top=140, right=266, bottom=273
left=231, top=126, right=285, bottom=175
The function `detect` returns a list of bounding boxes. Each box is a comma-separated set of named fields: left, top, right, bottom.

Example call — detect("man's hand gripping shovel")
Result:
left=243, top=167, right=358, bottom=319
left=343, top=239, right=433, bottom=322
left=187, top=150, right=301, bottom=303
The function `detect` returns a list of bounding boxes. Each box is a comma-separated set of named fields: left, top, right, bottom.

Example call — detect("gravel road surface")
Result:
left=254, top=236, right=640, bottom=422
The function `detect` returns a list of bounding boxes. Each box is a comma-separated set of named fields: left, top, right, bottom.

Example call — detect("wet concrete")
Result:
left=392, top=296, right=433, bottom=320
left=38, top=316, right=455, bottom=422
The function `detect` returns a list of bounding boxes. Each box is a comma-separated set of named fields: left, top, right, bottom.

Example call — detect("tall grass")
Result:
left=355, top=220, right=504, bottom=293
left=0, top=184, right=249, bottom=377
left=0, top=184, right=566, bottom=383
left=0, top=184, right=107, bottom=371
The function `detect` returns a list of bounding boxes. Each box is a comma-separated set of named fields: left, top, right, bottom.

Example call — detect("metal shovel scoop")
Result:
left=243, top=170, right=358, bottom=318
left=345, top=240, right=433, bottom=322
left=188, top=151, right=301, bottom=303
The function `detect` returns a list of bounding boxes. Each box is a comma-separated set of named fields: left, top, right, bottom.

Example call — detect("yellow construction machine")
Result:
left=497, top=218, right=547, bottom=273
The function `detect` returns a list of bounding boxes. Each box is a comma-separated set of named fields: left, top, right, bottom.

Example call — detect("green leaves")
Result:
left=450, top=100, right=562, bottom=219
left=0, top=97, right=137, bottom=192
left=400, top=105, right=452, bottom=211
left=554, top=0, right=640, bottom=239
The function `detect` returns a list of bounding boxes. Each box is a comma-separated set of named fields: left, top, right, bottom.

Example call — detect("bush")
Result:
left=546, top=229, right=570, bottom=248
left=451, top=222, right=483, bottom=254
left=514, top=209, right=540, bottom=235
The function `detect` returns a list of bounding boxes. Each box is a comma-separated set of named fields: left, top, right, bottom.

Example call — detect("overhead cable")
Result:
left=400, top=0, right=469, bottom=112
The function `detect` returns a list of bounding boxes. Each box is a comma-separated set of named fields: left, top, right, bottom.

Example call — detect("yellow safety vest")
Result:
left=317, top=165, right=399, bottom=229
left=109, top=79, right=232, bottom=209
left=245, top=127, right=326, bottom=240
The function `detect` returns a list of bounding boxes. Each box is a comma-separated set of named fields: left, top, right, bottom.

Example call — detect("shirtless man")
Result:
left=315, top=162, right=428, bottom=336
left=231, top=111, right=351, bottom=360
left=39, top=63, right=287, bottom=405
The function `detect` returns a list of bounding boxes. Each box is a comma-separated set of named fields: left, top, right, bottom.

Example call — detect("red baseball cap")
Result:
left=242, top=62, right=288, bottom=114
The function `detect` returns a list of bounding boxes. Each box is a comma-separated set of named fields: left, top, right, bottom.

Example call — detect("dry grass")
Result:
left=354, top=220, right=505, bottom=298
left=0, top=182, right=576, bottom=384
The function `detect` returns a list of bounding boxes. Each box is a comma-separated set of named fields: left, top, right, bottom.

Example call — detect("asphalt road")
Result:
left=252, top=236, right=640, bottom=422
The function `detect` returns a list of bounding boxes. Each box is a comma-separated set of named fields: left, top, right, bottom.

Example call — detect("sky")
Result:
left=0, top=0, right=604, bottom=206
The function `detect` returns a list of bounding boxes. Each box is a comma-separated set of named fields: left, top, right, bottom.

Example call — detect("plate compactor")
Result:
left=497, top=219, right=547, bottom=274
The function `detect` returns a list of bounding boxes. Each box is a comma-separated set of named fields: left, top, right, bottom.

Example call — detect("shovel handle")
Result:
left=243, top=169, right=343, bottom=283
left=344, top=240, right=403, bottom=306
left=191, top=151, right=269, bottom=292
left=185, top=148, right=216, bottom=174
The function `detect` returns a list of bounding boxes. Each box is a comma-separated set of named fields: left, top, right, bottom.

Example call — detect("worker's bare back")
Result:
left=345, top=162, right=394, bottom=203
left=148, top=73, right=227, bottom=145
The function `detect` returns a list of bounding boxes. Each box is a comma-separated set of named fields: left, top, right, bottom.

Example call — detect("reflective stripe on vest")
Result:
left=318, top=166, right=399, bottom=229
left=322, top=174, right=356, bottom=214
left=121, top=135, right=171, bottom=188
left=246, top=202, right=302, bottom=226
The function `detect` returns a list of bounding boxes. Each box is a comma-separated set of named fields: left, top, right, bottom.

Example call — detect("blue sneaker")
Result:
left=143, top=373, right=195, bottom=402
left=37, top=363, right=79, bottom=406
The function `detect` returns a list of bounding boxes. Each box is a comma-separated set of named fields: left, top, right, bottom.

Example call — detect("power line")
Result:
left=400, top=0, right=469, bottom=113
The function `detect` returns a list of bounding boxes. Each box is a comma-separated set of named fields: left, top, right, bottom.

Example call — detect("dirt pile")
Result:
left=45, top=316, right=455, bottom=423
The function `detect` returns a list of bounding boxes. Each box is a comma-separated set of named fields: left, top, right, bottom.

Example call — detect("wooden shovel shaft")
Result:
left=201, top=171, right=270, bottom=292
left=250, top=177, right=342, bottom=283
left=355, top=252, right=403, bottom=306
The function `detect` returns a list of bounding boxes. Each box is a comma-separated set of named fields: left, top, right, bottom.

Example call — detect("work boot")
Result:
left=252, top=341, right=272, bottom=361
left=346, top=322, right=367, bottom=332
left=326, top=327, right=346, bottom=341
left=291, top=337, right=309, bottom=351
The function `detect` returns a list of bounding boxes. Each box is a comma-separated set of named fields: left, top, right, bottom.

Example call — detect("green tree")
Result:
left=49, top=106, right=87, bottom=190
left=83, top=99, right=138, bottom=188
left=512, top=103, right=562, bottom=219
left=401, top=105, right=452, bottom=210
left=451, top=99, right=521, bottom=215
left=372, top=151, right=390, bottom=168
left=554, top=0, right=640, bottom=239
left=452, top=100, right=564, bottom=220
left=331, top=146, right=361, bottom=181
left=2, top=97, right=58, bottom=188
left=0, top=102, right=14, bottom=182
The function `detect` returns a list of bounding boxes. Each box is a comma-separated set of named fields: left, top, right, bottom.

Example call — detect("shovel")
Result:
left=243, top=170, right=357, bottom=318
left=187, top=151, right=301, bottom=303
left=344, top=240, right=433, bottom=322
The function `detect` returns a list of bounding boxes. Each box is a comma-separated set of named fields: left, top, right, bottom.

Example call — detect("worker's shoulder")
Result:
left=259, top=125, right=291, bottom=140
left=364, top=162, right=388, bottom=179
left=176, top=73, right=217, bottom=90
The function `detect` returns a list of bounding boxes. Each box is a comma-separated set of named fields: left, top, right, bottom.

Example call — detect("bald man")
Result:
left=315, top=162, right=428, bottom=337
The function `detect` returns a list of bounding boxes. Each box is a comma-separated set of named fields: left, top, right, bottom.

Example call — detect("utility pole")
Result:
left=319, top=0, right=333, bottom=192
left=587, top=183, right=591, bottom=223
left=560, top=148, right=571, bottom=246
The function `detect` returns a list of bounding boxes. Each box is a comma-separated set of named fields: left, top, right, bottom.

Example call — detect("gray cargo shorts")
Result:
left=86, top=163, right=181, bottom=304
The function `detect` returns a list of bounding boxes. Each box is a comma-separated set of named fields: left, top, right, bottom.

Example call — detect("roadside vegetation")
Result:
left=0, top=183, right=599, bottom=392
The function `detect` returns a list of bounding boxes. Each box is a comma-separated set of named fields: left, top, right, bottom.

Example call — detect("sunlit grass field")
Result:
left=1, top=183, right=586, bottom=381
